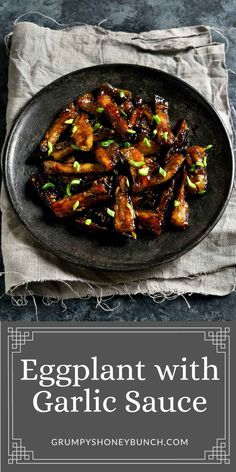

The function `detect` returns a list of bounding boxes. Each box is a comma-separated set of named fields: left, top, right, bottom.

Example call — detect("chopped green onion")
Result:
left=127, top=129, right=136, bottom=134
left=159, top=166, right=167, bottom=178
left=47, top=142, right=53, bottom=156
left=174, top=200, right=180, bottom=207
left=186, top=175, right=197, bottom=189
left=153, top=114, right=161, bottom=124
left=129, top=159, right=144, bottom=168
left=97, top=107, right=104, bottom=113
left=198, top=190, right=206, bottom=194
left=120, top=109, right=128, bottom=117
left=161, top=131, right=168, bottom=141
left=203, top=156, right=207, bottom=167
left=205, top=144, right=213, bottom=150
left=138, top=167, right=149, bottom=176
left=124, top=141, right=131, bottom=148
left=70, top=179, right=81, bottom=186
left=73, top=161, right=81, bottom=171
left=101, top=140, right=114, bottom=147
left=72, top=125, right=78, bottom=134
left=42, top=182, right=55, bottom=190
left=152, top=129, right=158, bottom=136
left=189, top=164, right=196, bottom=172
left=64, top=118, right=74, bottom=124
left=107, top=208, right=115, bottom=218
left=66, top=179, right=81, bottom=196
left=126, top=202, right=132, bottom=210
left=126, top=178, right=130, bottom=187
left=73, top=200, right=80, bottom=211
left=196, top=160, right=204, bottom=167
left=119, top=90, right=126, bottom=98
left=85, top=218, right=92, bottom=225
left=143, top=137, right=151, bottom=147
left=71, top=143, right=80, bottom=150
left=93, top=122, right=101, bottom=132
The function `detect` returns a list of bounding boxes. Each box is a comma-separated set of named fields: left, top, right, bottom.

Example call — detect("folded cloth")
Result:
left=1, top=23, right=235, bottom=299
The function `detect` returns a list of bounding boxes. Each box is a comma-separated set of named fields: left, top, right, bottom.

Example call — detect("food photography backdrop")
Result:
left=0, top=0, right=235, bottom=321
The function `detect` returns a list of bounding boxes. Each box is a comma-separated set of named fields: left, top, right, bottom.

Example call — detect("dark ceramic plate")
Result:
left=3, top=64, right=234, bottom=271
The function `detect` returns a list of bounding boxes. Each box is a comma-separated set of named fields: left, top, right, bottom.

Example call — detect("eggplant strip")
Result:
left=186, top=146, right=207, bottom=195
left=114, top=176, right=136, bottom=238
left=44, top=160, right=105, bottom=175
left=97, top=92, right=129, bottom=136
left=51, top=179, right=111, bottom=217
left=136, top=180, right=175, bottom=235
left=40, top=102, right=76, bottom=153
left=154, top=95, right=175, bottom=146
left=171, top=169, right=189, bottom=229
left=72, top=113, right=93, bottom=151
left=95, top=142, right=119, bottom=171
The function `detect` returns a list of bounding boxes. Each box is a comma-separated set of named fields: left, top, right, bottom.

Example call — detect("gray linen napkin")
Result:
left=1, top=23, right=235, bottom=299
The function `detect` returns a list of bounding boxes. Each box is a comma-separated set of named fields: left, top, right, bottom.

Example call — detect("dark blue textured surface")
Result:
left=0, top=0, right=235, bottom=321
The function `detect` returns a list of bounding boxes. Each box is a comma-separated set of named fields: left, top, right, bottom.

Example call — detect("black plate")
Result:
left=3, top=64, right=234, bottom=271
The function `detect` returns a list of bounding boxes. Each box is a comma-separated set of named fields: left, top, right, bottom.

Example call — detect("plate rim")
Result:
left=2, top=63, right=235, bottom=272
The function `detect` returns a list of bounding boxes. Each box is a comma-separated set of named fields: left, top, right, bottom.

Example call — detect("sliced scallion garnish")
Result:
left=124, top=141, right=131, bottom=148
left=205, top=144, right=213, bottom=150
left=71, top=143, right=80, bottom=150
left=126, top=178, right=130, bottom=188
left=85, top=218, right=92, bottom=225
left=159, top=166, right=167, bottom=178
left=198, top=190, right=206, bottom=194
left=127, top=129, right=136, bottom=134
left=47, top=141, right=53, bottom=156
left=152, top=129, right=157, bottom=136
left=120, top=109, right=128, bottom=117
left=161, top=131, right=168, bottom=141
left=72, top=125, right=78, bottom=134
left=107, top=208, right=115, bottom=217
left=143, top=137, right=151, bottom=147
left=196, top=160, right=204, bottom=167
left=153, top=114, right=161, bottom=124
left=138, top=167, right=149, bottom=176
left=42, top=182, right=55, bottom=190
left=126, top=202, right=132, bottom=210
left=93, top=122, right=101, bottom=132
left=64, top=118, right=74, bottom=124
left=101, top=140, right=114, bottom=147
left=189, top=164, right=196, bottom=172
left=174, top=200, right=180, bottom=207
left=73, top=161, right=81, bottom=171
left=97, top=107, right=104, bottom=113
left=73, top=200, right=80, bottom=211
left=66, top=179, right=81, bottom=196
left=203, top=156, right=207, bottom=167
left=129, top=159, right=144, bottom=168
left=186, top=175, right=197, bottom=189
left=119, top=90, right=126, bottom=98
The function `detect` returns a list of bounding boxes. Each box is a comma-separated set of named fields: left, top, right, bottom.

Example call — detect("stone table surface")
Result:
left=0, top=0, right=235, bottom=321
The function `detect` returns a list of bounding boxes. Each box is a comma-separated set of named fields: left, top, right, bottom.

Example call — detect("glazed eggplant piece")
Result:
left=97, top=92, right=129, bottom=136
left=134, top=138, right=161, bottom=155
left=30, top=172, right=60, bottom=206
left=51, top=178, right=111, bottom=218
left=93, top=126, right=115, bottom=143
left=114, top=176, right=136, bottom=238
left=77, top=92, right=99, bottom=116
left=100, top=83, right=132, bottom=100
left=185, top=145, right=208, bottom=195
left=44, top=160, right=105, bottom=175
left=136, top=180, right=175, bottom=235
left=155, top=152, right=185, bottom=185
left=129, top=158, right=158, bottom=194
left=40, top=102, right=76, bottom=153
left=95, top=142, right=119, bottom=171
left=51, top=141, right=74, bottom=161
left=75, top=207, right=113, bottom=234
left=154, top=95, right=175, bottom=146
left=172, top=118, right=189, bottom=148
left=171, top=169, right=189, bottom=229
left=72, top=113, right=93, bottom=151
